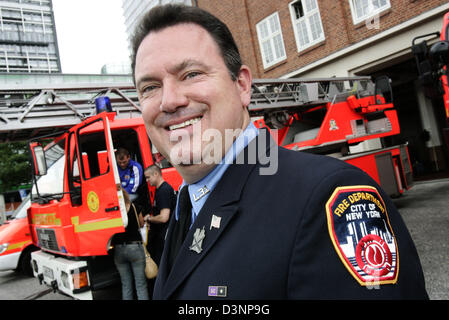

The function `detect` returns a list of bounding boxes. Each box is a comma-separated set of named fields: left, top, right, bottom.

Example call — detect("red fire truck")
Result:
left=0, top=197, right=36, bottom=276
left=250, top=76, right=412, bottom=197
left=27, top=107, right=181, bottom=299
left=18, top=76, right=411, bottom=299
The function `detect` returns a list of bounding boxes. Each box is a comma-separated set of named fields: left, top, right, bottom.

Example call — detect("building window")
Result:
left=289, top=0, right=325, bottom=52
left=349, top=0, right=391, bottom=25
left=256, top=12, right=287, bottom=69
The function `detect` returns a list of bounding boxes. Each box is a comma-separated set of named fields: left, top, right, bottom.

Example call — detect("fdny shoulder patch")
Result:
left=325, top=185, right=399, bottom=286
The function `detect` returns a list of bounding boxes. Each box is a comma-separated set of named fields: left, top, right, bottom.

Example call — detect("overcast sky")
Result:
left=52, top=0, right=131, bottom=74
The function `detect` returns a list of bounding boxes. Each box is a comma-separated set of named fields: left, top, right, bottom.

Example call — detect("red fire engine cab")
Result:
left=28, top=99, right=181, bottom=299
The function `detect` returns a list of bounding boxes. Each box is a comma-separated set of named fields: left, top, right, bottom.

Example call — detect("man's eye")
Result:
left=141, top=85, right=158, bottom=95
left=185, top=71, right=201, bottom=79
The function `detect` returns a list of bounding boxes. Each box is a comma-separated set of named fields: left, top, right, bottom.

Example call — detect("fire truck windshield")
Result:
left=10, top=195, right=30, bottom=219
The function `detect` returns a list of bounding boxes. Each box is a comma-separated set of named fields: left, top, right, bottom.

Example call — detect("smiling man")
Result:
left=134, top=21, right=251, bottom=184
left=131, top=4, right=428, bottom=300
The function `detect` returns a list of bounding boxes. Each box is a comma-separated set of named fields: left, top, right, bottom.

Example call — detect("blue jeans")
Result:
left=114, top=243, right=149, bottom=300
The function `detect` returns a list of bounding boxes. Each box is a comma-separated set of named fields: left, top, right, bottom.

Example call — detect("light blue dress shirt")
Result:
left=175, top=122, right=259, bottom=227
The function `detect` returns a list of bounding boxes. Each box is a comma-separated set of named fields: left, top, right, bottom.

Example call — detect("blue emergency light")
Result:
left=95, top=96, right=113, bottom=114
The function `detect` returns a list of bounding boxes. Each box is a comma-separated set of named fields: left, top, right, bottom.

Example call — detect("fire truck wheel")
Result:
left=18, top=246, right=38, bottom=277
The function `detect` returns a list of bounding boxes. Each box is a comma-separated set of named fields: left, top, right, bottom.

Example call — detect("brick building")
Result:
left=197, top=0, right=449, bottom=179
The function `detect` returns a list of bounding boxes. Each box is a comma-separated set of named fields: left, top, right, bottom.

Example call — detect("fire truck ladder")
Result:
left=249, top=76, right=374, bottom=115
left=0, top=83, right=141, bottom=143
left=0, top=76, right=376, bottom=143
left=249, top=76, right=376, bottom=128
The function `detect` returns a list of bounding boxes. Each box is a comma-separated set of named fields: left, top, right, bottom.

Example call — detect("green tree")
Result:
left=0, top=142, right=31, bottom=193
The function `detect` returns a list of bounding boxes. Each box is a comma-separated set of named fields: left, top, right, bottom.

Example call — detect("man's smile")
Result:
left=168, top=117, right=202, bottom=131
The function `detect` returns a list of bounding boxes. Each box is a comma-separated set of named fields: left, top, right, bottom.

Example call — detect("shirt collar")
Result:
left=176, top=122, right=259, bottom=220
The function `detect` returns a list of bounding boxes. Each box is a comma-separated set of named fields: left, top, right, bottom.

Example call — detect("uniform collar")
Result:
left=157, top=127, right=277, bottom=299
left=176, top=122, right=259, bottom=221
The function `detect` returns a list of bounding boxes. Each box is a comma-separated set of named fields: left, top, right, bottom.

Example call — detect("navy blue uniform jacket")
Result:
left=153, top=129, right=428, bottom=299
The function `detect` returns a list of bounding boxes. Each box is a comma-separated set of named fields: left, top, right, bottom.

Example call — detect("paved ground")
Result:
left=393, top=178, right=449, bottom=300
left=0, top=269, right=72, bottom=300
left=0, top=268, right=121, bottom=300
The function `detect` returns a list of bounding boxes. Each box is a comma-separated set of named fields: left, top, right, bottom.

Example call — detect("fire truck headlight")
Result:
left=0, top=243, right=9, bottom=254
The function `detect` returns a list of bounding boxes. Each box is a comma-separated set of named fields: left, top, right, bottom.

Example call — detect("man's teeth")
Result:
left=169, top=117, right=201, bottom=130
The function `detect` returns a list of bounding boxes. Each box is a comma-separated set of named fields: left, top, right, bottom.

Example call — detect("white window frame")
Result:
left=289, top=0, right=325, bottom=53
left=256, top=12, right=287, bottom=69
left=348, top=0, right=391, bottom=25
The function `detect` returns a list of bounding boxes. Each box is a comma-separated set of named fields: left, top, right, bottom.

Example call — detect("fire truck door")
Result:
left=69, top=114, right=127, bottom=253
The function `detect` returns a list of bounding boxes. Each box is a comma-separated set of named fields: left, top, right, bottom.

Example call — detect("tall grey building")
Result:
left=0, top=0, right=61, bottom=73
left=121, top=0, right=192, bottom=51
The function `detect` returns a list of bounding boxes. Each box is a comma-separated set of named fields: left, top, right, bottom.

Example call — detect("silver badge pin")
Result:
left=210, top=214, right=222, bottom=230
left=193, top=185, right=210, bottom=202
left=189, top=226, right=206, bottom=254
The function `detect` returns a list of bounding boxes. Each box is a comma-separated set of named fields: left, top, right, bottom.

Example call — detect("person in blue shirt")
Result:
left=116, top=148, right=143, bottom=202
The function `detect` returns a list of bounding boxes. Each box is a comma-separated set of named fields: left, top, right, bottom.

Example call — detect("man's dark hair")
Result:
left=145, top=164, right=162, bottom=176
left=131, top=4, right=242, bottom=83
left=116, top=147, right=130, bottom=159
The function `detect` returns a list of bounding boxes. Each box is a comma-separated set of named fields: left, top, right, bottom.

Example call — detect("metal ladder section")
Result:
left=0, top=84, right=141, bottom=142
left=0, top=76, right=374, bottom=143
left=249, top=76, right=374, bottom=116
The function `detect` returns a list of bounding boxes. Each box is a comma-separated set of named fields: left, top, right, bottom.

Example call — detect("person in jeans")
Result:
left=111, top=188, right=149, bottom=300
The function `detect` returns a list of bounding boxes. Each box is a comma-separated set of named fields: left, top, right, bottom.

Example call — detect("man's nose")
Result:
left=160, top=80, right=189, bottom=113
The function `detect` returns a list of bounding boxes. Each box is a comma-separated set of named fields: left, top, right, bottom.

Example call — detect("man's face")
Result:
left=116, top=155, right=130, bottom=170
left=145, top=171, right=158, bottom=187
left=134, top=23, right=252, bottom=183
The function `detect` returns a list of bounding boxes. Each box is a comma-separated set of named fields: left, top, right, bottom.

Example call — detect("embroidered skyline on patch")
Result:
left=325, top=185, right=399, bottom=286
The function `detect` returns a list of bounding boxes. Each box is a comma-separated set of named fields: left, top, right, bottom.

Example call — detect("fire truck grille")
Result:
left=36, top=228, right=59, bottom=252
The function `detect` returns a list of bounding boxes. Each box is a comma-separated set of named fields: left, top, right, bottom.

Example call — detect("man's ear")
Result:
left=236, top=65, right=253, bottom=108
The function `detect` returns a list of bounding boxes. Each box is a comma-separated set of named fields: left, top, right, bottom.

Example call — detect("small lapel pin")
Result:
left=193, top=185, right=210, bottom=202
left=208, top=286, right=227, bottom=297
left=210, top=214, right=222, bottom=230
left=189, top=226, right=206, bottom=254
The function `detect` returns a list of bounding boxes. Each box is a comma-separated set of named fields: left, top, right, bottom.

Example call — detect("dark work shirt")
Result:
left=111, top=204, right=142, bottom=245
left=150, top=181, right=176, bottom=235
